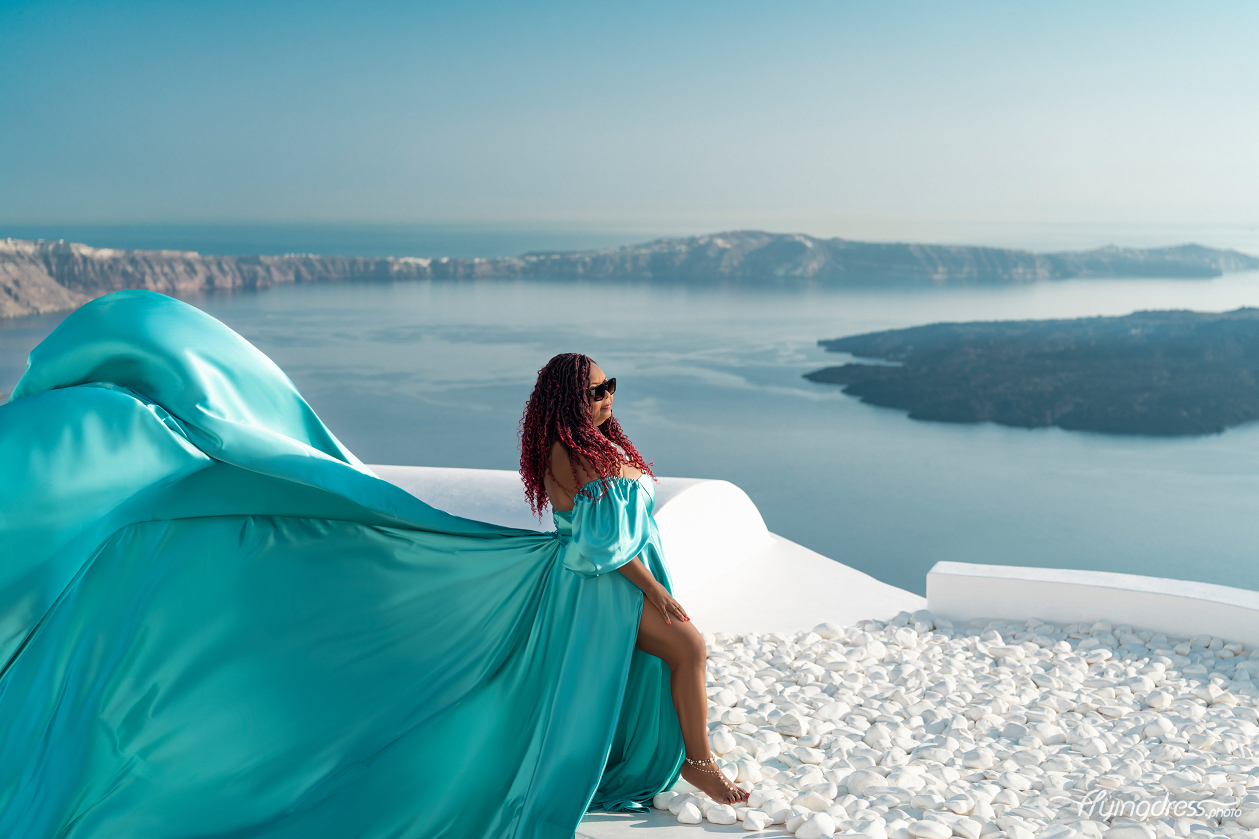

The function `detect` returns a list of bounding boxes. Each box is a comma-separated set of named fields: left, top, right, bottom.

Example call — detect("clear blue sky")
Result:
left=2, top=0, right=1256, bottom=243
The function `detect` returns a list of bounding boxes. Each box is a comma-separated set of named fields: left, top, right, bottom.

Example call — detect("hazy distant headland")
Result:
left=2, top=230, right=1257, bottom=318
left=805, top=308, right=1259, bottom=436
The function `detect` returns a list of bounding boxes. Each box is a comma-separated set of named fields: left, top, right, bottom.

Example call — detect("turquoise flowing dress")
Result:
left=0, top=290, right=684, bottom=838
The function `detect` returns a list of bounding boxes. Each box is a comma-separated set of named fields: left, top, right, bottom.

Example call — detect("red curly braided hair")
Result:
left=518, top=353, right=654, bottom=520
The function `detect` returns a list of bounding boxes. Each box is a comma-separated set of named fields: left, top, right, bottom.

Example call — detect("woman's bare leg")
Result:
left=634, top=599, right=747, bottom=805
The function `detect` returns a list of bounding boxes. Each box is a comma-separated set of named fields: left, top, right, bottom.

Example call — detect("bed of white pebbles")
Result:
left=653, top=611, right=1259, bottom=839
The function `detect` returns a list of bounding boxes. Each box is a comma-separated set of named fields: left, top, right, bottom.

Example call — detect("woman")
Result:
left=0, top=290, right=744, bottom=839
left=518, top=352, right=750, bottom=807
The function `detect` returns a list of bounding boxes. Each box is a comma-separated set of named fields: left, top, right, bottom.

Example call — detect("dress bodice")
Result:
left=550, top=472, right=660, bottom=579
left=551, top=472, right=655, bottom=536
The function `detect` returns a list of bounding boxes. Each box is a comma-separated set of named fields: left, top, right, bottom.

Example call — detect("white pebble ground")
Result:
left=653, top=610, right=1259, bottom=839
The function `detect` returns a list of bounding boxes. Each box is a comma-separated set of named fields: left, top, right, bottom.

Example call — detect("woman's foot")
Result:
left=680, top=756, right=750, bottom=805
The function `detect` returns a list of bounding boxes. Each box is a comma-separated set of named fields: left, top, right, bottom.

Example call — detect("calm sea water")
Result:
left=6, top=273, right=1259, bottom=597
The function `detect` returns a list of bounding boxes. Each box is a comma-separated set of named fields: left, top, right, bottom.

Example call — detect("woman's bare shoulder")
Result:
left=546, top=441, right=642, bottom=510
left=548, top=440, right=600, bottom=485
left=545, top=440, right=600, bottom=510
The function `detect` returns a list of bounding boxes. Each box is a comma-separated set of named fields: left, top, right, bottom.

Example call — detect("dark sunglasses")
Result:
left=588, top=377, right=616, bottom=401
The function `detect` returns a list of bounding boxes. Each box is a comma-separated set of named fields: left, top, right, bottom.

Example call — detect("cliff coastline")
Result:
left=3, top=231, right=1257, bottom=319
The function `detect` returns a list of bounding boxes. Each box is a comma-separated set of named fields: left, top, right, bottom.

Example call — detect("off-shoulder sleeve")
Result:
left=561, top=479, right=654, bottom=578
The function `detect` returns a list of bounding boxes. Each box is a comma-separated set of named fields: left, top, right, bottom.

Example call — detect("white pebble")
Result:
left=677, top=801, right=703, bottom=824
left=796, top=746, right=826, bottom=764
left=798, top=812, right=838, bottom=839
left=814, top=623, right=844, bottom=640
left=962, top=748, right=995, bottom=770
left=777, top=712, right=809, bottom=737
left=792, top=792, right=834, bottom=812
left=817, top=702, right=850, bottom=720
left=1103, top=825, right=1153, bottom=839
left=1037, top=826, right=1078, bottom=839
left=998, top=772, right=1031, bottom=791
left=744, top=809, right=774, bottom=830
left=736, top=758, right=763, bottom=784
left=711, top=727, right=737, bottom=754
left=846, top=769, right=885, bottom=796
left=953, top=818, right=982, bottom=839
left=764, top=799, right=793, bottom=824
left=908, top=821, right=952, bottom=839
left=746, top=790, right=774, bottom=809
left=669, top=793, right=699, bottom=815
left=707, top=803, right=738, bottom=825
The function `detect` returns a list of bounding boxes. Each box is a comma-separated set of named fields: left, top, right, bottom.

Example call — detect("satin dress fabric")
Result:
left=0, top=290, right=684, bottom=838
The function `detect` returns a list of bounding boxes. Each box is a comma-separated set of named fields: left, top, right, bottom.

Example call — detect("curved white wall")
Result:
left=369, top=464, right=558, bottom=532
left=927, top=560, right=1259, bottom=646
left=368, top=465, right=927, bottom=631
left=647, top=478, right=774, bottom=594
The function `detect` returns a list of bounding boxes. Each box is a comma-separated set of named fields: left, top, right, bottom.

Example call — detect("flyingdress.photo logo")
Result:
left=1065, top=788, right=1244, bottom=821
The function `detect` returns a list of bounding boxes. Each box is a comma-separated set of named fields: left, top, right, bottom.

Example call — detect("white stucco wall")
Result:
left=368, top=465, right=926, bottom=631
left=927, top=560, right=1259, bottom=646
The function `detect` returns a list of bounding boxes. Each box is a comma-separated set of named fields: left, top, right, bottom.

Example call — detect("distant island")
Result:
left=2, top=230, right=1257, bottom=319
left=804, top=308, right=1259, bottom=435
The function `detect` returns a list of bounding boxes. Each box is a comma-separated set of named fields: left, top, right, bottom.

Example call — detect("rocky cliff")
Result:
left=0, top=238, right=497, bottom=318
left=4, top=231, right=1257, bottom=319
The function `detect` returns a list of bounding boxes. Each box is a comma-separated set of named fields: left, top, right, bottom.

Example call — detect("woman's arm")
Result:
left=618, top=557, right=690, bottom=625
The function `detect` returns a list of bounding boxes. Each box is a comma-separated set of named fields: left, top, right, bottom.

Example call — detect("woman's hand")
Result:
left=646, top=581, right=690, bottom=626
left=616, top=557, right=689, bottom=624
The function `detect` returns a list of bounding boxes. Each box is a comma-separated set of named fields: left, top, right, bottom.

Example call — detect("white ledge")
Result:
left=927, top=560, right=1259, bottom=646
